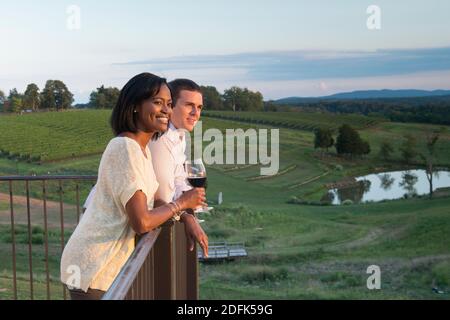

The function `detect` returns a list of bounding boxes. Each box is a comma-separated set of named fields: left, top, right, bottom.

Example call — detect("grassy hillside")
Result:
left=0, top=110, right=449, bottom=299
left=0, top=110, right=113, bottom=162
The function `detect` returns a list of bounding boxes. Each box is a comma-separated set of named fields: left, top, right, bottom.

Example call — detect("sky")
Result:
left=1, top=0, right=450, bottom=103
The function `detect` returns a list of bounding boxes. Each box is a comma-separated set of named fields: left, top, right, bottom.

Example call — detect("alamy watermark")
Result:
left=186, top=121, right=280, bottom=176
left=66, top=5, right=81, bottom=30
left=367, top=5, right=381, bottom=30
left=366, top=265, right=381, bottom=289
left=65, top=264, right=81, bottom=290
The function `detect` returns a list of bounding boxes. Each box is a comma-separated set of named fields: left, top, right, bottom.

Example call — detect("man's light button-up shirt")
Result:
left=149, top=122, right=192, bottom=203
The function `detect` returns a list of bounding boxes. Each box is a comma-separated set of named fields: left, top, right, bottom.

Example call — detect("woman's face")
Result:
left=136, top=84, right=172, bottom=133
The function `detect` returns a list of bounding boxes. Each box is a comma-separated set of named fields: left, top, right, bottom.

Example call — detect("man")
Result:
left=83, top=78, right=208, bottom=256
left=150, top=78, right=208, bottom=255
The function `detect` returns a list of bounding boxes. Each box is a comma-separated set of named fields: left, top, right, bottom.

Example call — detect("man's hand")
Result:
left=182, top=213, right=208, bottom=258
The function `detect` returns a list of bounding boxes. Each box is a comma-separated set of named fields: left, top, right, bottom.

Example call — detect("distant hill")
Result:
left=276, top=89, right=450, bottom=104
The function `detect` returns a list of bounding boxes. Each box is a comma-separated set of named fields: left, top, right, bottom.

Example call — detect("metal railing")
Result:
left=0, top=175, right=198, bottom=300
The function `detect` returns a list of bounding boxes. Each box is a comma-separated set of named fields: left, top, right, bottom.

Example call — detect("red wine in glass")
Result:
left=185, top=159, right=211, bottom=213
left=187, top=176, right=207, bottom=188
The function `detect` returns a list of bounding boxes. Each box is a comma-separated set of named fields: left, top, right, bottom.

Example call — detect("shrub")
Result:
left=342, top=199, right=354, bottom=205
left=287, top=196, right=330, bottom=206
left=31, top=234, right=44, bottom=244
left=240, top=266, right=289, bottom=284
left=432, top=261, right=450, bottom=287
left=32, top=225, right=44, bottom=235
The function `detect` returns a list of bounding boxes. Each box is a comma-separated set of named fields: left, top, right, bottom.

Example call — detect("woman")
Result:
left=60, top=73, right=206, bottom=300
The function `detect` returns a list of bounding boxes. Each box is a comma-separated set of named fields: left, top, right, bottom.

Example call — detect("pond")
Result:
left=323, top=169, right=450, bottom=205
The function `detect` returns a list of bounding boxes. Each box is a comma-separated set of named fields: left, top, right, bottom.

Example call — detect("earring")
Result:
left=133, top=110, right=137, bottom=113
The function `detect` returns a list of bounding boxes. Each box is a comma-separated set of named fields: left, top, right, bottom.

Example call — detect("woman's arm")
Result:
left=152, top=197, right=209, bottom=257
left=125, top=188, right=205, bottom=235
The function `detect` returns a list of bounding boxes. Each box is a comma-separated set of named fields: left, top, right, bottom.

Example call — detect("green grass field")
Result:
left=0, top=110, right=449, bottom=300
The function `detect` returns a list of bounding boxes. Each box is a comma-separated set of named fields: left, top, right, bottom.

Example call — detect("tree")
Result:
left=419, top=129, right=444, bottom=198
left=223, top=86, right=264, bottom=111
left=314, top=128, right=334, bottom=156
left=246, top=89, right=264, bottom=111
left=379, top=141, right=394, bottom=160
left=356, top=140, right=371, bottom=157
left=8, top=88, right=24, bottom=113
left=0, top=89, right=5, bottom=111
left=41, top=80, right=73, bottom=110
left=89, top=85, right=120, bottom=109
left=264, top=100, right=278, bottom=112
left=11, top=96, right=24, bottom=113
left=399, top=134, right=417, bottom=164
left=53, top=80, right=74, bottom=110
left=200, top=85, right=223, bottom=110
left=335, top=124, right=370, bottom=158
left=40, top=80, right=56, bottom=109
left=23, top=83, right=40, bottom=111
left=223, top=86, right=243, bottom=111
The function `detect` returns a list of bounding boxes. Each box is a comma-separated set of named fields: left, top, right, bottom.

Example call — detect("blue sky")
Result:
left=1, top=0, right=450, bottom=102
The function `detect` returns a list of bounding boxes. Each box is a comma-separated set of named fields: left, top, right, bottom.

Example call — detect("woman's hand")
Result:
left=177, top=187, right=206, bottom=211
left=182, top=214, right=208, bottom=258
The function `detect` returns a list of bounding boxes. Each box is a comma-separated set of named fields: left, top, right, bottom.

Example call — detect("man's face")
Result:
left=170, top=90, right=203, bottom=132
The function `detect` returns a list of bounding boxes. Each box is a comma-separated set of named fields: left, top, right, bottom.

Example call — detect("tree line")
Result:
left=0, top=81, right=73, bottom=113
left=1, top=82, right=265, bottom=112
left=277, top=96, right=450, bottom=126
left=86, top=84, right=265, bottom=110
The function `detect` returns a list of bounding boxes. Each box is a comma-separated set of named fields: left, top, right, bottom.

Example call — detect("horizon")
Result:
left=1, top=1, right=450, bottom=103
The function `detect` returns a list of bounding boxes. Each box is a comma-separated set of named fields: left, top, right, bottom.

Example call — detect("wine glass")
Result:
left=185, top=158, right=212, bottom=214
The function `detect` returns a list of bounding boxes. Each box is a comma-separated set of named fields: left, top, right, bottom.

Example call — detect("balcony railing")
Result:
left=0, top=175, right=198, bottom=300
left=103, top=221, right=198, bottom=300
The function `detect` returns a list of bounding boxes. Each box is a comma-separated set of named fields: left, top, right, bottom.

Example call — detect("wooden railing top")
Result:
left=102, top=228, right=161, bottom=300
left=0, top=175, right=97, bottom=181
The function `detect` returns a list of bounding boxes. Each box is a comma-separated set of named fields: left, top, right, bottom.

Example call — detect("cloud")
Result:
left=116, top=47, right=450, bottom=82
left=319, top=81, right=328, bottom=92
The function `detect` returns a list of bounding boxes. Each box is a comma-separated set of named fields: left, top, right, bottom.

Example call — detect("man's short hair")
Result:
left=168, top=79, right=202, bottom=107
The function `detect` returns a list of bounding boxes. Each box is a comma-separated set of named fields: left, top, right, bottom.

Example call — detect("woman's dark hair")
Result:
left=111, top=72, right=168, bottom=136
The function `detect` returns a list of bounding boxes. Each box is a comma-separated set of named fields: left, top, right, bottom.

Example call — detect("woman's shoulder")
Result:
left=105, top=136, right=138, bottom=153
left=102, top=136, right=147, bottom=167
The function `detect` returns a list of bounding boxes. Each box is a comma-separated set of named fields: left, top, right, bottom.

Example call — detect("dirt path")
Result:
left=327, top=224, right=411, bottom=251
left=328, top=227, right=385, bottom=251
left=0, top=193, right=79, bottom=228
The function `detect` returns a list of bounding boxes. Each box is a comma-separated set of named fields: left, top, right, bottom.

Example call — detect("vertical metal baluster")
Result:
left=25, top=180, right=34, bottom=300
left=75, top=183, right=80, bottom=224
left=59, top=180, right=66, bottom=300
left=42, top=180, right=50, bottom=300
left=9, top=181, right=18, bottom=300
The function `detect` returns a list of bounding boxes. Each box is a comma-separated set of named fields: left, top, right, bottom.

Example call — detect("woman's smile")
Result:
left=155, top=114, right=169, bottom=124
